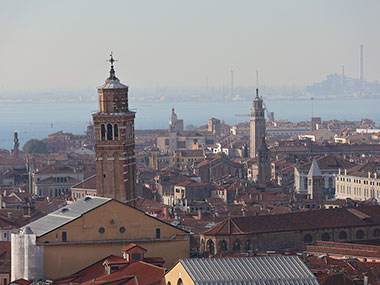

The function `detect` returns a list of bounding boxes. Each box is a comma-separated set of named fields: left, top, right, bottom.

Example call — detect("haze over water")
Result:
left=1, top=98, right=379, bottom=150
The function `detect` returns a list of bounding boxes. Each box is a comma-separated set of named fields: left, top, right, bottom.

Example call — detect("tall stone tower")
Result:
left=249, top=89, right=266, bottom=158
left=307, top=159, right=323, bottom=205
left=257, top=137, right=271, bottom=184
left=13, top=132, right=20, bottom=158
left=93, top=53, right=136, bottom=203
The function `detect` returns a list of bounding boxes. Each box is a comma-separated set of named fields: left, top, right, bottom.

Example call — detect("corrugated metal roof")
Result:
left=22, top=196, right=112, bottom=237
left=180, top=256, right=319, bottom=285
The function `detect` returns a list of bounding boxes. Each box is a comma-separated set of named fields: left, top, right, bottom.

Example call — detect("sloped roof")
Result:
left=35, top=164, right=76, bottom=175
left=204, top=205, right=380, bottom=235
left=178, top=256, right=319, bottom=285
left=21, top=196, right=112, bottom=237
left=308, top=159, right=322, bottom=177
left=71, top=174, right=97, bottom=190
left=36, top=176, right=80, bottom=185
left=299, top=155, right=356, bottom=171
left=55, top=255, right=165, bottom=285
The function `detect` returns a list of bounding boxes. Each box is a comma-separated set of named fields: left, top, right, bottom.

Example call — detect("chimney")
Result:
left=360, top=44, right=364, bottom=84
left=364, top=275, right=368, bottom=285
left=198, top=209, right=202, bottom=220
left=368, top=172, right=371, bottom=179
left=7, top=212, right=12, bottom=219
left=344, top=169, right=347, bottom=175
left=375, top=173, right=377, bottom=179
left=338, top=168, right=341, bottom=175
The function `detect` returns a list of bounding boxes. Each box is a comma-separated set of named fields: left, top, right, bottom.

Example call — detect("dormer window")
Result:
left=131, top=253, right=141, bottom=261
left=121, top=243, right=147, bottom=263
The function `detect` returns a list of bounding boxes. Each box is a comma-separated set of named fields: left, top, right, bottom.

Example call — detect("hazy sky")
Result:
left=0, top=0, right=379, bottom=91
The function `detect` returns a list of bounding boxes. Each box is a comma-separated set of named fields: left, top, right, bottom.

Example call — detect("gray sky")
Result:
left=0, top=0, right=379, bottom=91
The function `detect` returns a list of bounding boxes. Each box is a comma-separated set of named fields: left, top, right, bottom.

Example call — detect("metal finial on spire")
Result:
left=107, top=52, right=118, bottom=80
left=256, top=70, right=259, bottom=89
left=255, top=70, right=259, bottom=98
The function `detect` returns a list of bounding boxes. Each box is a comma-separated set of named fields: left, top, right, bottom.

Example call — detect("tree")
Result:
left=22, top=139, right=48, bottom=154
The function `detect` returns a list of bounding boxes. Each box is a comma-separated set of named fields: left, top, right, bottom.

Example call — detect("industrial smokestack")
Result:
left=231, top=70, right=234, bottom=96
left=360, top=44, right=364, bottom=83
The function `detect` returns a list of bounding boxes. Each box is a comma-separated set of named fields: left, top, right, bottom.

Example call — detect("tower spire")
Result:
left=255, top=70, right=259, bottom=98
left=107, top=52, right=118, bottom=80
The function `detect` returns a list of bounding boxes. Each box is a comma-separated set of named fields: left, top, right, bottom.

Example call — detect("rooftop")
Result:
left=21, top=196, right=112, bottom=237
left=177, top=256, right=319, bottom=285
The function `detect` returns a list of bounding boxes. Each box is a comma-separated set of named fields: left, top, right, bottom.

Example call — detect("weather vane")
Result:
left=107, top=52, right=117, bottom=68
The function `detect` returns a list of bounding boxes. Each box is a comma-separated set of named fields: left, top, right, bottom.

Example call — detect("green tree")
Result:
left=22, top=139, right=48, bottom=154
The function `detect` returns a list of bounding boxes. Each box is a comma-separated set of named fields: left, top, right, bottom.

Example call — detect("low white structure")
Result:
left=335, top=162, right=380, bottom=201
left=11, top=226, right=44, bottom=281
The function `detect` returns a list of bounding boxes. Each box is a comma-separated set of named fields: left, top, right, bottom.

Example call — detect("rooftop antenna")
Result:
left=256, top=70, right=259, bottom=89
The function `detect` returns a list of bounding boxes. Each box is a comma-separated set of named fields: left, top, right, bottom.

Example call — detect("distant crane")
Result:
left=235, top=102, right=273, bottom=122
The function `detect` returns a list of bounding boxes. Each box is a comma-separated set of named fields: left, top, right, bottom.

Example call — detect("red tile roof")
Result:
left=121, top=244, right=146, bottom=252
left=55, top=256, right=165, bottom=285
left=36, top=176, right=80, bottom=185
left=35, top=164, right=76, bottom=175
left=175, top=180, right=209, bottom=187
left=71, top=174, right=96, bottom=190
left=204, top=205, right=380, bottom=235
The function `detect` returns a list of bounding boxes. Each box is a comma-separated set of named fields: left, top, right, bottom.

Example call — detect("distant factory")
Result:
left=307, top=45, right=380, bottom=97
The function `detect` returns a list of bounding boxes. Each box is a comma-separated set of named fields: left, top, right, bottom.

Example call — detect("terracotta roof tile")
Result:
left=71, top=174, right=96, bottom=190
left=204, top=205, right=380, bottom=235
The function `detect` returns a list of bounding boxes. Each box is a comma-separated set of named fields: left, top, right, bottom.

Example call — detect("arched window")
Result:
left=114, top=124, right=119, bottom=140
left=339, top=231, right=347, bottom=240
left=101, top=124, right=106, bottom=141
left=303, top=234, right=313, bottom=244
left=232, top=240, right=241, bottom=251
left=374, top=229, right=380, bottom=237
left=356, top=230, right=364, bottom=240
left=107, top=124, right=113, bottom=140
left=218, top=240, right=227, bottom=252
left=177, top=279, right=183, bottom=285
left=207, top=240, right=215, bottom=256
left=245, top=239, right=252, bottom=251
left=321, top=233, right=330, bottom=241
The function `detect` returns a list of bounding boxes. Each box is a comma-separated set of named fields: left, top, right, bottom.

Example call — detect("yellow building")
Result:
left=11, top=196, right=189, bottom=281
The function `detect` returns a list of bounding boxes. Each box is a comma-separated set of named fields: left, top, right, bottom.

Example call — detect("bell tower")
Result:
left=93, top=53, right=136, bottom=203
left=249, top=88, right=266, bottom=158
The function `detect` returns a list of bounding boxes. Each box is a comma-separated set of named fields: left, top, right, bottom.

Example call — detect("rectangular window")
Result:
left=62, top=231, right=67, bottom=242
left=156, top=228, right=161, bottom=239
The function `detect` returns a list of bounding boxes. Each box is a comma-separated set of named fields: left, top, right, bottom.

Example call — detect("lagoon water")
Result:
left=0, top=98, right=379, bottom=150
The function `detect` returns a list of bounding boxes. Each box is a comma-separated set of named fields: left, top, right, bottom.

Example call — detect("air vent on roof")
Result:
left=61, top=208, right=69, bottom=213
left=84, top=197, right=92, bottom=202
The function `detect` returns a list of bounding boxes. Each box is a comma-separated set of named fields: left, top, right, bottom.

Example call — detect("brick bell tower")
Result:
left=249, top=88, right=266, bottom=158
left=93, top=53, right=136, bottom=203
